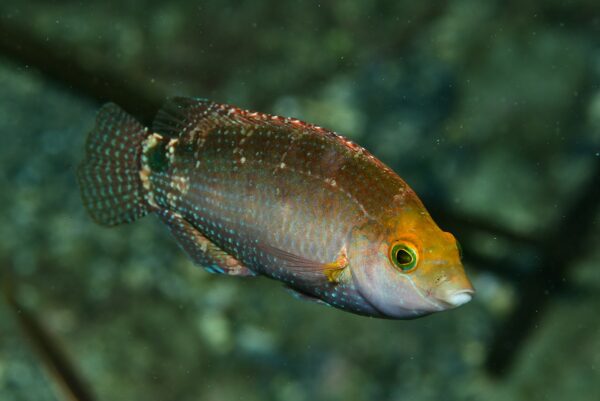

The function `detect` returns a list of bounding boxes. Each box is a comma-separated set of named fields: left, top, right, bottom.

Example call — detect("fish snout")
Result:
left=443, top=289, right=474, bottom=307
left=434, top=284, right=475, bottom=309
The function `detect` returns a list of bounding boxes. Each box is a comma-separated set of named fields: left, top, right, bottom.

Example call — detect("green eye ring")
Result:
left=390, top=243, right=418, bottom=272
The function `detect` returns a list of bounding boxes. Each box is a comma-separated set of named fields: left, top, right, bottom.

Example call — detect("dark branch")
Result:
left=0, top=18, right=163, bottom=123
left=2, top=262, right=96, bottom=401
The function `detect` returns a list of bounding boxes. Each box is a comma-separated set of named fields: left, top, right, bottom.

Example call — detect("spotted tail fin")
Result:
left=77, top=103, right=150, bottom=226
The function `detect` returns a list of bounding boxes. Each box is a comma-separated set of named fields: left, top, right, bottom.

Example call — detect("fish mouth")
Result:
left=436, top=289, right=475, bottom=308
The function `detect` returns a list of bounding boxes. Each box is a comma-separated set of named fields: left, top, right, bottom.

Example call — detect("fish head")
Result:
left=349, top=203, right=474, bottom=319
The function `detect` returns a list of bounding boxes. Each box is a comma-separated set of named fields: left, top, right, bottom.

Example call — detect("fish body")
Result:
left=78, top=98, right=474, bottom=319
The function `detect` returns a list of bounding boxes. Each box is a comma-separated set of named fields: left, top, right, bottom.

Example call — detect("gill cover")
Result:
left=349, top=213, right=474, bottom=319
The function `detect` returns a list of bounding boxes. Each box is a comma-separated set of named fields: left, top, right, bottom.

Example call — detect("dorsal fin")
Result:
left=152, top=97, right=347, bottom=142
left=153, top=97, right=271, bottom=137
left=150, top=97, right=390, bottom=174
left=152, top=97, right=214, bottom=137
left=153, top=97, right=265, bottom=139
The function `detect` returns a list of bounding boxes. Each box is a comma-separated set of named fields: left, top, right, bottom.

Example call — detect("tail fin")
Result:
left=77, top=103, right=150, bottom=226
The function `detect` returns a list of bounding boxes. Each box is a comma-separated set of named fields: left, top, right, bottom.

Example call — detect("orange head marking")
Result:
left=348, top=196, right=474, bottom=318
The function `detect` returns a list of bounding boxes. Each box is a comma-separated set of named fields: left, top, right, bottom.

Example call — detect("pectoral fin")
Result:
left=158, top=209, right=257, bottom=277
left=259, top=243, right=348, bottom=284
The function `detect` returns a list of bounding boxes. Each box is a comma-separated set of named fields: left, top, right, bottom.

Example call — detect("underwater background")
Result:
left=0, top=1, right=599, bottom=400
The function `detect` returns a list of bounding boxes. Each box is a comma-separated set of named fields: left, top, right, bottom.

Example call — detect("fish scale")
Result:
left=77, top=97, right=474, bottom=319
left=164, top=124, right=369, bottom=259
left=150, top=103, right=405, bottom=313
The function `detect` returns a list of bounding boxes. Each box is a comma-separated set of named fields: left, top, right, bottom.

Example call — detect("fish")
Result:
left=77, top=97, right=474, bottom=319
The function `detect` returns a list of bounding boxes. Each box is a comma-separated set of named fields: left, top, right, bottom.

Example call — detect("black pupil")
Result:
left=395, top=249, right=412, bottom=265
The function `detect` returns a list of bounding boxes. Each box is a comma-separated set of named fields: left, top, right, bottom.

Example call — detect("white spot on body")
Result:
left=166, top=138, right=179, bottom=163
left=139, top=169, right=151, bottom=190
left=172, top=176, right=189, bottom=194
left=139, top=131, right=163, bottom=209
left=168, top=142, right=177, bottom=151
left=166, top=175, right=190, bottom=207
left=142, top=132, right=162, bottom=154
left=189, top=127, right=202, bottom=139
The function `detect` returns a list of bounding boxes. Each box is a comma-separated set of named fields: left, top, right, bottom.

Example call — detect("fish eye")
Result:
left=389, top=242, right=418, bottom=272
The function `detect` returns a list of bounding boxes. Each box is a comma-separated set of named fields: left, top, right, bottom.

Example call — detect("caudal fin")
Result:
left=77, top=103, right=150, bottom=226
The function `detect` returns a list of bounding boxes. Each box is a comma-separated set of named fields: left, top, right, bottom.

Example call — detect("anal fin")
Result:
left=158, top=209, right=256, bottom=277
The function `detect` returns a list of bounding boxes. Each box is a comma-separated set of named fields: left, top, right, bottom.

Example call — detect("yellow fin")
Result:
left=323, top=247, right=349, bottom=283
left=259, top=243, right=349, bottom=285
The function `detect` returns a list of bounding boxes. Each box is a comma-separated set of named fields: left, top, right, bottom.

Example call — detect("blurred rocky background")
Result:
left=0, top=1, right=599, bottom=400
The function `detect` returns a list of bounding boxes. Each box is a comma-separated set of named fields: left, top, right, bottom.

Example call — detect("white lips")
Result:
left=445, top=291, right=473, bottom=307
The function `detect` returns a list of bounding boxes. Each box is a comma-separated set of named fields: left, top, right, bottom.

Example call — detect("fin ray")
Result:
left=152, top=97, right=337, bottom=140
left=152, top=97, right=213, bottom=137
left=77, top=103, right=149, bottom=226
left=259, top=243, right=347, bottom=284
left=158, top=209, right=257, bottom=277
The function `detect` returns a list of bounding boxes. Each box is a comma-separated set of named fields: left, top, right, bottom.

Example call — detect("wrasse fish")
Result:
left=77, top=97, right=474, bottom=319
